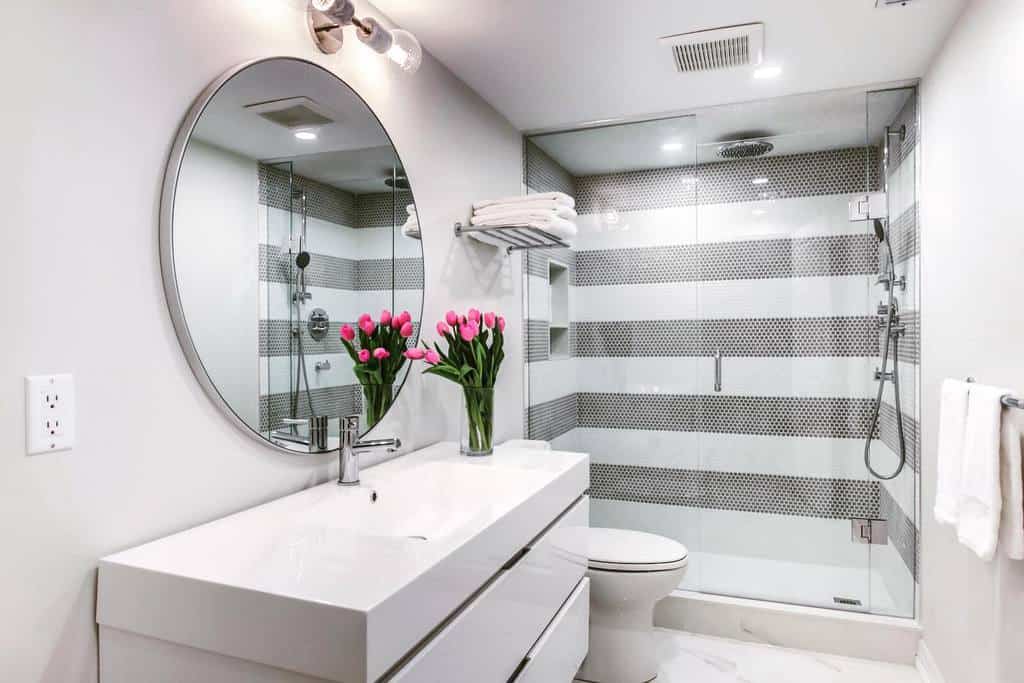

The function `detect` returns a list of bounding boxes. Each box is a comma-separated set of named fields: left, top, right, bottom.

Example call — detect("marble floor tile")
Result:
left=651, top=628, right=921, bottom=683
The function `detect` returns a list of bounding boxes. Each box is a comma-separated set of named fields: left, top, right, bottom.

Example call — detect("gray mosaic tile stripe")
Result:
left=880, top=485, right=918, bottom=581
left=260, top=319, right=420, bottom=358
left=259, top=164, right=357, bottom=227
left=524, top=139, right=577, bottom=197
left=573, top=316, right=881, bottom=358
left=259, top=383, right=361, bottom=432
left=889, top=310, right=919, bottom=365
left=524, top=247, right=576, bottom=281
left=878, top=401, right=920, bottom=473
left=525, top=319, right=550, bottom=363
left=575, top=147, right=880, bottom=214
left=356, top=257, right=424, bottom=291
left=590, top=463, right=880, bottom=520
left=527, top=394, right=578, bottom=442
left=260, top=244, right=357, bottom=290
left=574, top=234, right=879, bottom=286
left=578, top=393, right=878, bottom=439
left=887, top=94, right=918, bottom=170
left=889, top=203, right=919, bottom=264
left=356, top=190, right=415, bottom=229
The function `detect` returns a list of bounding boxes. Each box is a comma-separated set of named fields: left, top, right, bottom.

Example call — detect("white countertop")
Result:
left=97, top=442, right=589, bottom=682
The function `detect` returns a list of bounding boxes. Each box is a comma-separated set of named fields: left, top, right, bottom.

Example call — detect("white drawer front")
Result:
left=390, top=497, right=588, bottom=682
left=516, top=578, right=589, bottom=683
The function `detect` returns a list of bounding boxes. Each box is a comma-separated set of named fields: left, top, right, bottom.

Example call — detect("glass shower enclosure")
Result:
left=524, top=86, right=919, bottom=617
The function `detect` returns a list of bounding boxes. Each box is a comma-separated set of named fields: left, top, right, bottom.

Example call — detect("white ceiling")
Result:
left=193, top=58, right=400, bottom=193
left=530, top=86, right=913, bottom=176
left=372, top=0, right=965, bottom=132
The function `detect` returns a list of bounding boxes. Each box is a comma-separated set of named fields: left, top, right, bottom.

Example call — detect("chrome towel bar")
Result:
left=965, top=377, right=1024, bottom=410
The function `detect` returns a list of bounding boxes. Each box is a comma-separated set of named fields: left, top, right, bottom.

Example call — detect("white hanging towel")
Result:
left=999, top=414, right=1024, bottom=559
left=957, top=383, right=1012, bottom=560
left=934, top=379, right=971, bottom=525
left=472, top=191, right=575, bottom=211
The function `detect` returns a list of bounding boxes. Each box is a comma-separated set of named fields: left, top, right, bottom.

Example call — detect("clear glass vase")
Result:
left=361, top=382, right=393, bottom=430
left=460, top=386, right=495, bottom=456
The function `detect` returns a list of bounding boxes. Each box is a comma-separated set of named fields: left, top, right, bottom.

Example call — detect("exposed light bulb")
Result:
left=294, top=129, right=318, bottom=141
left=387, top=29, right=422, bottom=73
left=753, top=65, right=782, bottom=79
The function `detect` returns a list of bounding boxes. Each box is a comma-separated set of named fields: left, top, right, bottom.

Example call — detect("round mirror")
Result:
left=161, top=58, right=424, bottom=454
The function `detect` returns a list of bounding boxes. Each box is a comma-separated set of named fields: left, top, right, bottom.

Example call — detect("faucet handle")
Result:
left=342, top=414, right=360, bottom=433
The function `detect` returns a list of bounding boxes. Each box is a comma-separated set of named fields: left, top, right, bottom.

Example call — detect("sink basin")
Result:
left=97, top=442, right=589, bottom=683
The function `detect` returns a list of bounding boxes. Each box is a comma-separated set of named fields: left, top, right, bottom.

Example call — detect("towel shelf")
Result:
left=453, top=222, right=569, bottom=253
left=964, top=377, right=1024, bottom=409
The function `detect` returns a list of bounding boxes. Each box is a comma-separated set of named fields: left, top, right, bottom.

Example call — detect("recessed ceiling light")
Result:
left=661, top=142, right=684, bottom=152
left=753, top=65, right=782, bottom=79
left=751, top=177, right=770, bottom=185
left=294, top=129, right=318, bottom=141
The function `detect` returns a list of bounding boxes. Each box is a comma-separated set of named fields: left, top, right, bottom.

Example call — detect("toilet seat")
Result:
left=581, top=527, right=688, bottom=573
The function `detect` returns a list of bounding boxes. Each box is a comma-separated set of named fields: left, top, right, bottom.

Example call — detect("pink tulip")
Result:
left=460, top=322, right=479, bottom=342
left=483, top=312, right=496, bottom=328
left=357, top=349, right=370, bottom=363
left=358, top=313, right=372, bottom=326
left=373, top=347, right=390, bottom=360
left=400, top=321, right=414, bottom=338
left=397, top=311, right=412, bottom=326
left=425, top=350, right=441, bottom=365
left=497, top=316, right=506, bottom=332
left=360, top=319, right=376, bottom=336
left=340, top=324, right=355, bottom=342
left=459, top=315, right=467, bottom=325
left=380, top=309, right=392, bottom=325
left=445, top=310, right=458, bottom=326
left=467, top=308, right=481, bottom=323
left=436, top=321, right=450, bottom=336
left=404, top=348, right=426, bottom=360
left=392, top=315, right=403, bottom=329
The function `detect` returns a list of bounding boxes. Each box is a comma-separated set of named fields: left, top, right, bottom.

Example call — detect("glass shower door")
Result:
left=693, top=122, right=877, bottom=610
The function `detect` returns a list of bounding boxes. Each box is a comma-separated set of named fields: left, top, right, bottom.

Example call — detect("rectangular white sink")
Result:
left=97, top=442, right=589, bottom=682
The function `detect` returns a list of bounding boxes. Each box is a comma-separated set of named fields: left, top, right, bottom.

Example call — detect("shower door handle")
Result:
left=713, top=349, right=723, bottom=392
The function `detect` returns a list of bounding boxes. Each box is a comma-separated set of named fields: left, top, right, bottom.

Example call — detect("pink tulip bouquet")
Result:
left=405, top=308, right=506, bottom=455
left=339, top=310, right=415, bottom=428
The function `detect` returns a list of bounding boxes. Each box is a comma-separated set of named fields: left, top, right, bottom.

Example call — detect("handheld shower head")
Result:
left=295, top=251, right=311, bottom=269
left=873, top=219, right=887, bottom=243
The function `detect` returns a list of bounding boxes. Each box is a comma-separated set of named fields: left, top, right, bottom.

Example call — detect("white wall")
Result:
left=176, top=140, right=260, bottom=429
left=919, top=1, right=1024, bottom=681
left=0, top=2, right=522, bottom=681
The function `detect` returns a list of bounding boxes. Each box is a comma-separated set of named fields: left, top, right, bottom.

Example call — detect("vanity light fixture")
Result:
left=307, top=0, right=422, bottom=74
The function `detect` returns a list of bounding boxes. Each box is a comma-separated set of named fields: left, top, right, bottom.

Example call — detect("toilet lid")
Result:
left=581, top=527, right=688, bottom=572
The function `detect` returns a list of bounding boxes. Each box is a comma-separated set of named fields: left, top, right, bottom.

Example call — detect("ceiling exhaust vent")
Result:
left=659, top=23, right=764, bottom=73
left=244, top=97, right=336, bottom=129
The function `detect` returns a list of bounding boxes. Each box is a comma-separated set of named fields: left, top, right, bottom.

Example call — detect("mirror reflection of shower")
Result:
left=288, top=187, right=318, bottom=435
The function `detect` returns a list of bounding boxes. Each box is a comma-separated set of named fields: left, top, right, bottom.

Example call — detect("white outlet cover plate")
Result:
left=25, top=374, right=75, bottom=455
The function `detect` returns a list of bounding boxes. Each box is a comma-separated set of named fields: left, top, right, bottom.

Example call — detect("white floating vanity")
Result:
left=97, top=443, right=590, bottom=682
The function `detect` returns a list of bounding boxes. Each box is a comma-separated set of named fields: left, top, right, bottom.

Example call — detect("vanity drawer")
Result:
left=514, top=577, right=589, bottom=683
left=389, top=496, right=588, bottom=682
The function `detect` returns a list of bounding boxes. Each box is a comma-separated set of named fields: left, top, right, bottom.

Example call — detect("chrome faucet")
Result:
left=338, top=414, right=401, bottom=486
left=271, top=416, right=329, bottom=452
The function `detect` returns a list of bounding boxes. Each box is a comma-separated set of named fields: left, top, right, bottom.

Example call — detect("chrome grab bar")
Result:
left=713, top=349, right=722, bottom=393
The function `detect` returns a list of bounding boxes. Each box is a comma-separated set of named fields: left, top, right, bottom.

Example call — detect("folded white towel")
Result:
left=935, top=379, right=971, bottom=525
left=471, top=210, right=576, bottom=227
left=474, top=200, right=577, bottom=219
left=958, top=383, right=1011, bottom=560
left=401, top=215, right=419, bottom=238
left=406, top=204, right=416, bottom=217
left=473, top=191, right=575, bottom=211
left=1000, top=415, right=1024, bottom=559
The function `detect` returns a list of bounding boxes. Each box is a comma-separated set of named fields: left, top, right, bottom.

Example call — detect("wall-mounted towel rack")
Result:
left=965, top=377, right=1024, bottom=409
left=453, top=222, right=569, bottom=253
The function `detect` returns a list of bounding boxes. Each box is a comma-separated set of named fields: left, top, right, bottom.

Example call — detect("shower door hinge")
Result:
left=851, top=519, right=888, bottom=545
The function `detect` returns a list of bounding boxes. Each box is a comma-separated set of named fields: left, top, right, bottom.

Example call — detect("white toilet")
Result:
left=574, top=527, right=688, bottom=683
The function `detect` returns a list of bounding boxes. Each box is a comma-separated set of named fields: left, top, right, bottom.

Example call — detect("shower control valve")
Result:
left=874, top=369, right=895, bottom=382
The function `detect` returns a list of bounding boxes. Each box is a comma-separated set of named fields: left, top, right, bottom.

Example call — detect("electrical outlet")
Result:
left=25, top=374, right=75, bottom=455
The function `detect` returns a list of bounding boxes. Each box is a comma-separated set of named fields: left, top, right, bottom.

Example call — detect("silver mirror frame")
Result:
left=159, top=57, right=422, bottom=455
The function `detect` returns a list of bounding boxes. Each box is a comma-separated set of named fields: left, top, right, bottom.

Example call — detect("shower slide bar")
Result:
left=965, top=377, right=1024, bottom=409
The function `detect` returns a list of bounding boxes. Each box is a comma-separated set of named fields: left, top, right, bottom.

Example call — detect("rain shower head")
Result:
left=295, top=251, right=311, bottom=269
left=718, top=139, right=774, bottom=159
